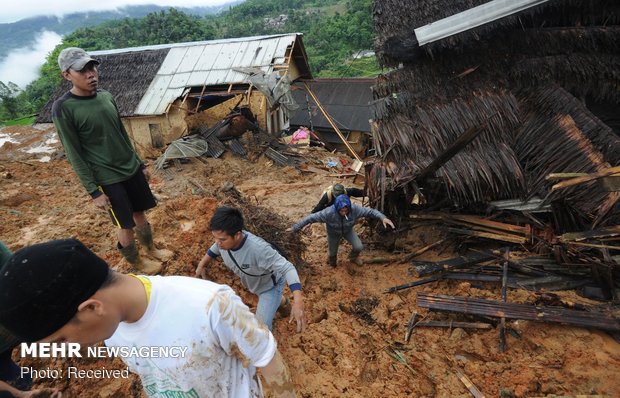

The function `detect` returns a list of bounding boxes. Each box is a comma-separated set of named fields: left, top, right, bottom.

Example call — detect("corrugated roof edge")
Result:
left=89, top=33, right=303, bottom=56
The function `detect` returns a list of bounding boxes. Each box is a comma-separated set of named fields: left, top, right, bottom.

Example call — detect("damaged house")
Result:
left=37, top=33, right=312, bottom=157
left=370, top=0, right=620, bottom=229
left=290, top=78, right=375, bottom=158
left=370, top=0, right=620, bottom=300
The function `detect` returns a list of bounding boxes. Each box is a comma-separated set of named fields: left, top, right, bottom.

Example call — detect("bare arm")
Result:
left=260, top=350, right=296, bottom=397
left=0, top=381, right=62, bottom=398
left=289, top=290, right=306, bottom=333
left=195, top=252, right=214, bottom=279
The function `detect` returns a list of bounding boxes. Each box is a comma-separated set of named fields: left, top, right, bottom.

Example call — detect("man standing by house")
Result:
left=52, top=47, right=169, bottom=274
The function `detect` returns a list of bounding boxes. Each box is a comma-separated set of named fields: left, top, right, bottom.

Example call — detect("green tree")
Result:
left=12, top=0, right=379, bottom=121
left=0, top=81, right=23, bottom=119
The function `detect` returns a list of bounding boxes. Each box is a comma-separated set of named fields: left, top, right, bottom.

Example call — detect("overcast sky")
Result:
left=1, top=1, right=234, bottom=88
left=1, top=0, right=233, bottom=24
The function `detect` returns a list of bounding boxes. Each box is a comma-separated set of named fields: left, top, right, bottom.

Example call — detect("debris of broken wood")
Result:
left=416, top=292, right=620, bottom=331
left=410, top=250, right=497, bottom=277
left=454, top=367, right=485, bottom=398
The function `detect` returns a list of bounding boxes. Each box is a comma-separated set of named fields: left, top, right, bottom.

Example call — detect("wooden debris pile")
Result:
left=398, top=212, right=620, bottom=300
left=216, top=182, right=307, bottom=267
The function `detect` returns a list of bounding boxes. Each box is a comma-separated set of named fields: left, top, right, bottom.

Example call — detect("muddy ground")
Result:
left=1, top=124, right=619, bottom=398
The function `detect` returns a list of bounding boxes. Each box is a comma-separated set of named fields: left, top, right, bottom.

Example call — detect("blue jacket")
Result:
left=292, top=202, right=386, bottom=236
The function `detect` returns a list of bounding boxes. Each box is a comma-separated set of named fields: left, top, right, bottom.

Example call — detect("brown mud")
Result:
left=1, top=125, right=618, bottom=397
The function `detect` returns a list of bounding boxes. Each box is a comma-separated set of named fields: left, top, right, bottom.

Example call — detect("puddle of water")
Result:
left=0, top=132, right=19, bottom=147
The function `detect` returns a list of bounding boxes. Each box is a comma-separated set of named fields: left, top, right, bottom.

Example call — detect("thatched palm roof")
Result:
left=36, top=49, right=169, bottom=123
left=375, top=0, right=620, bottom=66
left=370, top=0, right=620, bottom=228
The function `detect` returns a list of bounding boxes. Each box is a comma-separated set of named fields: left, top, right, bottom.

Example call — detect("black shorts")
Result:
left=100, top=169, right=156, bottom=229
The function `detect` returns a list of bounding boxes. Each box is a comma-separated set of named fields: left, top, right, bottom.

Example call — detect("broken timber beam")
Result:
left=550, top=165, right=620, bottom=191
left=446, top=227, right=527, bottom=244
left=559, top=225, right=620, bottom=243
left=411, top=251, right=497, bottom=277
left=417, top=292, right=620, bottom=331
left=416, top=124, right=485, bottom=181
left=413, top=321, right=493, bottom=329
left=444, top=214, right=531, bottom=238
left=302, top=82, right=361, bottom=162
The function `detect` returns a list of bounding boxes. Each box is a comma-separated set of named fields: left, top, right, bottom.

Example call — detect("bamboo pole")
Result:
left=302, top=82, right=362, bottom=161
left=551, top=165, right=620, bottom=191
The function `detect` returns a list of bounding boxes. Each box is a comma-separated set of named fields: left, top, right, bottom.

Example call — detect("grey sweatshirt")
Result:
left=207, top=231, right=301, bottom=295
left=292, top=204, right=386, bottom=236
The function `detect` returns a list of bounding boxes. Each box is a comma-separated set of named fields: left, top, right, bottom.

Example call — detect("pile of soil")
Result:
left=1, top=124, right=618, bottom=397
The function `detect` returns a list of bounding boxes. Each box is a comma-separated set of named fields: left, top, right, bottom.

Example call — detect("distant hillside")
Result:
left=0, top=3, right=240, bottom=61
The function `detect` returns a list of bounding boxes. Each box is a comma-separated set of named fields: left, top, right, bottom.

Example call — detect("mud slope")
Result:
left=1, top=125, right=618, bottom=397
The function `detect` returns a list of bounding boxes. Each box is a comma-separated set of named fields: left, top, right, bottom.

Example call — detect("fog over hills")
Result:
left=0, top=4, right=237, bottom=59
left=0, top=3, right=238, bottom=87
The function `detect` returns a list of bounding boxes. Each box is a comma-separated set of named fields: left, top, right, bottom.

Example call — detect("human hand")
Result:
left=22, top=388, right=63, bottom=398
left=289, top=299, right=306, bottom=333
left=195, top=263, right=208, bottom=279
left=382, top=218, right=395, bottom=229
left=92, top=193, right=110, bottom=209
left=142, top=166, right=151, bottom=182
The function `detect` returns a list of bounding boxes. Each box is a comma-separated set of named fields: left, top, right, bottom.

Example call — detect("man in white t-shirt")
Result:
left=0, top=239, right=296, bottom=398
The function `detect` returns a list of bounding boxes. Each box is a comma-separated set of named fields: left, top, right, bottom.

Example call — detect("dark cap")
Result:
left=58, top=47, right=99, bottom=72
left=332, top=184, right=346, bottom=197
left=0, top=239, right=109, bottom=342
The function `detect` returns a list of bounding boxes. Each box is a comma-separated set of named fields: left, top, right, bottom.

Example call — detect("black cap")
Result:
left=0, top=239, right=109, bottom=342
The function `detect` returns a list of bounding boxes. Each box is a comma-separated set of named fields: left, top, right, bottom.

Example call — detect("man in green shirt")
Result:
left=52, top=47, right=170, bottom=274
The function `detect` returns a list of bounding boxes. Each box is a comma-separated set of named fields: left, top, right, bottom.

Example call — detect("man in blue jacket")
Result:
left=291, top=195, right=394, bottom=267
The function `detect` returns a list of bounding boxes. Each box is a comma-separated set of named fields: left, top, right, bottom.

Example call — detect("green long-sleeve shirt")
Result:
left=52, top=90, right=143, bottom=197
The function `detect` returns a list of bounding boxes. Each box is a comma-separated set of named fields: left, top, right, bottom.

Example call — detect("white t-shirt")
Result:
left=105, top=276, right=277, bottom=397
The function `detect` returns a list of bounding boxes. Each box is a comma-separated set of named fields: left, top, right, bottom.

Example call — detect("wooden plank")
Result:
left=455, top=368, right=485, bottom=398
left=499, top=251, right=509, bottom=352
left=384, top=276, right=441, bottom=293
left=411, top=251, right=497, bottom=277
left=417, top=293, right=620, bottom=331
left=403, top=239, right=447, bottom=261
left=446, top=214, right=530, bottom=235
left=413, top=321, right=493, bottom=329
left=559, top=225, right=620, bottom=242
left=446, top=227, right=527, bottom=244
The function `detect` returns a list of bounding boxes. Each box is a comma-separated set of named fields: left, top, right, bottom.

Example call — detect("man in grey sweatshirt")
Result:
left=196, top=207, right=306, bottom=333
left=291, top=195, right=395, bottom=267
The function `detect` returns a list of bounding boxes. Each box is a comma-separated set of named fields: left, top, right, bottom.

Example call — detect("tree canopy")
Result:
left=0, top=0, right=378, bottom=123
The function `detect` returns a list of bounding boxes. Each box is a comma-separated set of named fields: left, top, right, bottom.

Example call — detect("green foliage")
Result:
left=0, top=115, right=36, bottom=127
left=0, top=81, right=24, bottom=120
left=64, top=8, right=216, bottom=50
left=12, top=0, right=378, bottom=121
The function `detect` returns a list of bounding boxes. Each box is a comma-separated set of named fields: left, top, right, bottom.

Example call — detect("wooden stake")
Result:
left=302, top=82, right=361, bottom=161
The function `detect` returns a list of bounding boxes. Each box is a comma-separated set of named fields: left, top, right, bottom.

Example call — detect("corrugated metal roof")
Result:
left=90, top=34, right=304, bottom=115
left=415, top=0, right=549, bottom=46
left=290, top=79, right=375, bottom=132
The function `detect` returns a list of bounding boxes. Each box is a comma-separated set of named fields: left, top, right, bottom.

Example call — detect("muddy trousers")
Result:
left=255, top=277, right=286, bottom=331
left=326, top=228, right=363, bottom=258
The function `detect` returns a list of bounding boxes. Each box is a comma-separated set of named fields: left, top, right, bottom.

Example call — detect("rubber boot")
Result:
left=349, top=251, right=363, bottom=266
left=118, top=242, right=163, bottom=275
left=136, top=223, right=173, bottom=262
left=328, top=256, right=337, bottom=267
